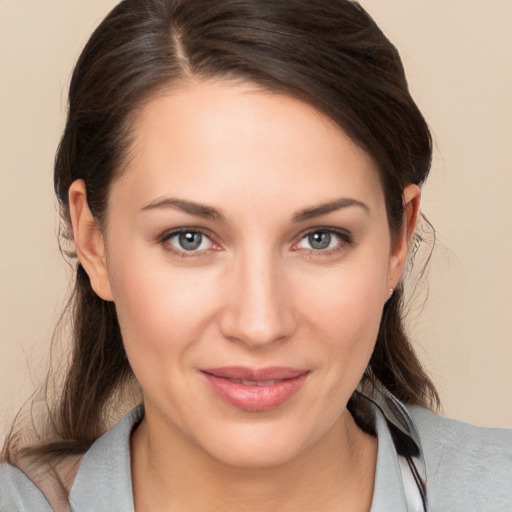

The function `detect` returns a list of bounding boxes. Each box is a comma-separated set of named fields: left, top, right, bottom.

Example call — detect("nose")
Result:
left=218, top=249, right=297, bottom=349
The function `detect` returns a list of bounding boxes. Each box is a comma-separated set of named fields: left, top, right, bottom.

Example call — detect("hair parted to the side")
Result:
left=3, top=0, right=438, bottom=463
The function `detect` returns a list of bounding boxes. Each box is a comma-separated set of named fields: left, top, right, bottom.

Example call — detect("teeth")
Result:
left=233, top=379, right=278, bottom=386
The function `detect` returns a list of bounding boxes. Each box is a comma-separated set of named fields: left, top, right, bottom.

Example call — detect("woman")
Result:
left=1, top=0, right=510, bottom=511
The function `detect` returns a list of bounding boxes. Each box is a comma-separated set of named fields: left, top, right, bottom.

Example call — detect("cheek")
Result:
left=300, top=250, right=389, bottom=373
left=106, top=244, right=220, bottom=360
left=324, top=277, right=383, bottom=367
left=305, top=252, right=388, bottom=329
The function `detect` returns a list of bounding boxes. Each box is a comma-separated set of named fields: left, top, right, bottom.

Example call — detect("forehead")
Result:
left=111, top=80, right=384, bottom=216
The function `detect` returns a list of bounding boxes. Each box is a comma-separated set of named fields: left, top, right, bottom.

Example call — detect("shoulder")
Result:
left=0, top=462, right=53, bottom=511
left=1, top=454, right=83, bottom=512
left=0, top=408, right=141, bottom=512
left=407, top=405, right=512, bottom=511
left=67, top=407, right=141, bottom=510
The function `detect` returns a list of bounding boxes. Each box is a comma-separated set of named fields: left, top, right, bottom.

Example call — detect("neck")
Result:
left=131, top=408, right=377, bottom=512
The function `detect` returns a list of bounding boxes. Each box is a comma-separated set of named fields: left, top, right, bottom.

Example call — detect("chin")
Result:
left=191, top=411, right=344, bottom=470
left=205, top=433, right=308, bottom=469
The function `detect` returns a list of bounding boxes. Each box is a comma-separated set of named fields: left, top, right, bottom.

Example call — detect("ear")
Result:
left=387, top=183, right=421, bottom=291
left=68, top=180, right=114, bottom=301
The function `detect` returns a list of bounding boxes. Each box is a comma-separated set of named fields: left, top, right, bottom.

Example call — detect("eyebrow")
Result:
left=292, top=198, right=370, bottom=222
left=140, top=196, right=369, bottom=222
left=140, top=198, right=225, bottom=221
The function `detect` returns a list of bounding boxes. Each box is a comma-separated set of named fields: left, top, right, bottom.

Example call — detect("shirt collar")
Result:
left=70, top=404, right=408, bottom=511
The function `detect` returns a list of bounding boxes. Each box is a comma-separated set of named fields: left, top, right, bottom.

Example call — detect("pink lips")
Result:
left=201, top=366, right=309, bottom=412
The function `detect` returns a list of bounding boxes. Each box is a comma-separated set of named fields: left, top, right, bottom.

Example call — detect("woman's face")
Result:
left=76, top=80, right=413, bottom=467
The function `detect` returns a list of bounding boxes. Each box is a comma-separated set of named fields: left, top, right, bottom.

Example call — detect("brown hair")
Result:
left=3, top=0, right=438, bottom=463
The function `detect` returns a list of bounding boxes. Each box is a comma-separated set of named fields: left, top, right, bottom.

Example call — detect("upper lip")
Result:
left=201, top=366, right=309, bottom=381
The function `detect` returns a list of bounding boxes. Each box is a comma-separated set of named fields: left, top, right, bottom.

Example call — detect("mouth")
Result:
left=200, top=366, right=310, bottom=412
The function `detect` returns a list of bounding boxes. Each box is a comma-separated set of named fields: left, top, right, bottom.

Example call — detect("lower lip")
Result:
left=201, top=372, right=309, bottom=412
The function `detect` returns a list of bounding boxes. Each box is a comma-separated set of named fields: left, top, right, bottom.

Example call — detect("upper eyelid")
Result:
left=160, top=226, right=214, bottom=241
left=296, top=226, right=352, bottom=241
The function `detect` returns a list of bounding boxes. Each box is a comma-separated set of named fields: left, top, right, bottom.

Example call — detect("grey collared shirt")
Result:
left=1, top=404, right=511, bottom=511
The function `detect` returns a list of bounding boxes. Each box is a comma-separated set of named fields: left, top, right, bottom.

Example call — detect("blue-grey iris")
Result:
left=308, top=231, right=331, bottom=250
left=179, top=232, right=202, bottom=250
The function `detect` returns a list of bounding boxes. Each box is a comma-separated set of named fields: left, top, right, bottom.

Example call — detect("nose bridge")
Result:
left=220, top=244, right=296, bottom=347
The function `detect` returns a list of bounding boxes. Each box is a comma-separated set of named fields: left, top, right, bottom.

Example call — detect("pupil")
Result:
left=309, top=231, right=331, bottom=250
left=179, top=232, right=202, bottom=250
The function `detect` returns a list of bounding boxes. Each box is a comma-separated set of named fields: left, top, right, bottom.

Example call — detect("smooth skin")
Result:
left=69, top=80, right=420, bottom=511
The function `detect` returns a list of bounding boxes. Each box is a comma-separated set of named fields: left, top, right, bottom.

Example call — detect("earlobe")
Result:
left=387, top=184, right=421, bottom=290
left=68, top=180, right=114, bottom=301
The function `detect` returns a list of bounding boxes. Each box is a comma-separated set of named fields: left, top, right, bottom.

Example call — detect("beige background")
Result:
left=1, top=0, right=511, bottom=444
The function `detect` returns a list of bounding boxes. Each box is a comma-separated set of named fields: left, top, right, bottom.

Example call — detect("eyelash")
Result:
left=158, top=227, right=353, bottom=258
left=292, top=228, right=353, bottom=256
left=159, top=228, right=219, bottom=258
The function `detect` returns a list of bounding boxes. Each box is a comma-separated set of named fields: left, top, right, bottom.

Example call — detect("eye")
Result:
left=304, top=231, right=334, bottom=250
left=162, top=229, right=214, bottom=253
left=294, top=229, right=351, bottom=252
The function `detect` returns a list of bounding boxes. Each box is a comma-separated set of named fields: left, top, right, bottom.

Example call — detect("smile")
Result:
left=227, top=379, right=280, bottom=386
left=200, top=367, right=310, bottom=412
